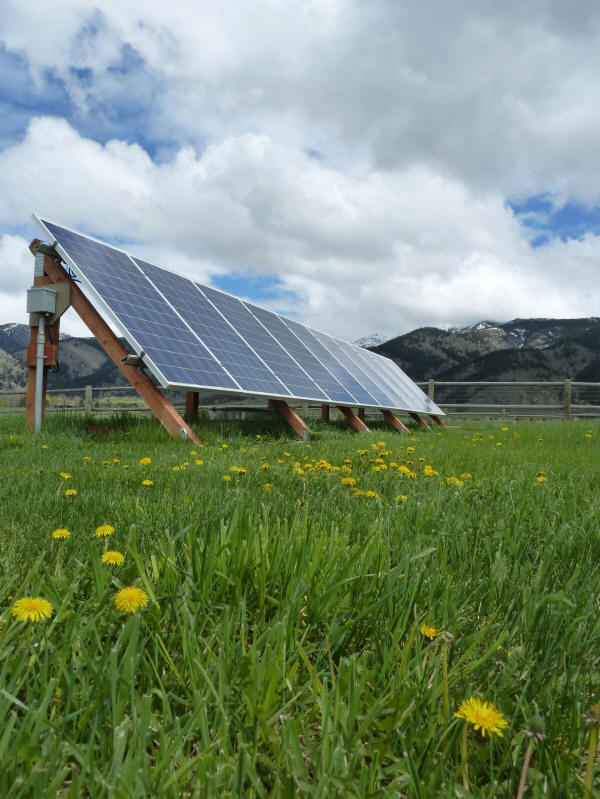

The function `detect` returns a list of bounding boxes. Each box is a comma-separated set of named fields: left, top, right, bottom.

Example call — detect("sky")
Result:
left=2, top=1, right=600, bottom=341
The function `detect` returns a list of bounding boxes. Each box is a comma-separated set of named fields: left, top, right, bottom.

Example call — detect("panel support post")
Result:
left=381, top=409, right=409, bottom=433
left=25, top=266, right=60, bottom=431
left=563, top=379, right=572, bottom=421
left=409, top=412, right=429, bottom=428
left=337, top=406, right=370, bottom=433
left=321, top=404, right=330, bottom=422
left=185, top=391, right=199, bottom=421
left=28, top=241, right=200, bottom=445
left=427, top=379, right=435, bottom=400
left=429, top=415, right=446, bottom=427
left=268, top=399, right=310, bottom=439
left=358, top=407, right=366, bottom=421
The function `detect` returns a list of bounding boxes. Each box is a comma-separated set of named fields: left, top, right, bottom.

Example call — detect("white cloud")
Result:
left=2, top=3, right=600, bottom=342
left=0, top=117, right=598, bottom=342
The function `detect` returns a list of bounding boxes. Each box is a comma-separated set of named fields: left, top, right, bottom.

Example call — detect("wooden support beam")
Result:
left=29, top=245, right=200, bottom=445
left=409, top=412, right=429, bottom=429
left=268, top=399, right=310, bottom=439
left=381, top=409, right=409, bottom=433
left=358, top=407, right=366, bottom=421
left=429, top=414, right=446, bottom=427
left=337, top=405, right=370, bottom=433
left=185, top=391, right=199, bottom=421
left=321, top=404, right=330, bottom=422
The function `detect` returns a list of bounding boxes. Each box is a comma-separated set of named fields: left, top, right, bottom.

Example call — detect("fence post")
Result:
left=428, top=379, right=435, bottom=401
left=84, top=385, right=93, bottom=412
left=563, top=379, right=572, bottom=421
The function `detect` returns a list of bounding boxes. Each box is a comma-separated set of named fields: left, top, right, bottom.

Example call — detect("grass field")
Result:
left=1, top=412, right=599, bottom=797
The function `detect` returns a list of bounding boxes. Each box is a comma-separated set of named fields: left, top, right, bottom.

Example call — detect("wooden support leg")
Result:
left=30, top=248, right=200, bottom=445
left=358, top=407, right=366, bottom=421
left=321, top=404, right=330, bottom=422
left=429, top=415, right=446, bottom=427
left=409, top=412, right=429, bottom=429
left=381, top=409, right=409, bottom=433
left=185, top=391, right=199, bottom=421
left=25, top=362, right=36, bottom=431
left=268, top=399, right=310, bottom=439
left=337, top=406, right=370, bottom=433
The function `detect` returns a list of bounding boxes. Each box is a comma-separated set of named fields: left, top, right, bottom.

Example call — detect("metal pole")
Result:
left=34, top=314, right=46, bottom=433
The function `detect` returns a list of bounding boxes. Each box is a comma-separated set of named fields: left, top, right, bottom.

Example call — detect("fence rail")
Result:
left=1, top=379, right=600, bottom=421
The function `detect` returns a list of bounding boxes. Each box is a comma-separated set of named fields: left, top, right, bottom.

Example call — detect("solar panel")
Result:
left=34, top=215, right=444, bottom=417
left=200, top=287, right=327, bottom=402
left=38, top=220, right=239, bottom=390
left=134, top=258, right=291, bottom=397
left=245, top=307, right=358, bottom=405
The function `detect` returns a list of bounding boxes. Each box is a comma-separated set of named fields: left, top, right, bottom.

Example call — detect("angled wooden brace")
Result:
left=28, top=241, right=200, bottom=444
left=321, top=404, right=330, bottom=422
left=409, top=412, right=429, bottom=429
left=268, top=399, right=310, bottom=439
left=337, top=406, right=370, bottom=433
left=429, top=415, right=446, bottom=427
left=381, top=409, right=409, bottom=433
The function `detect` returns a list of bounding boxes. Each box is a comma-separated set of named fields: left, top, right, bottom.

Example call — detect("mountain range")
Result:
left=2, top=317, right=600, bottom=392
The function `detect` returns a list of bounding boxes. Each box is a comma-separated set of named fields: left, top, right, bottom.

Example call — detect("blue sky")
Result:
left=2, top=1, right=600, bottom=339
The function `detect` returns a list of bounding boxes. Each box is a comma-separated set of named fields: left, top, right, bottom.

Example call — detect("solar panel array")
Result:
left=34, top=216, right=443, bottom=416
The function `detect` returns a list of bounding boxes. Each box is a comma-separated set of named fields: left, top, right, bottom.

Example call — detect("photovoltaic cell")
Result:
left=133, top=258, right=290, bottom=396
left=40, top=220, right=237, bottom=389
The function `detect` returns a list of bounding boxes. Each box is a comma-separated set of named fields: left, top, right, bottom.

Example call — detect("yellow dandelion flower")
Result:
left=420, top=624, right=441, bottom=640
left=139, top=457, right=151, bottom=466
left=454, top=697, right=509, bottom=738
left=64, top=488, right=77, bottom=496
left=256, top=434, right=261, bottom=439
left=261, top=463, right=270, bottom=470
left=114, top=586, right=148, bottom=614
left=190, top=450, right=197, bottom=455
left=101, top=461, right=110, bottom=466
left=535, top=475, right=547, bottom=483
left=366, top=490, right=379, bottom=498
left=341, top=477, right=357, bottom=486
left=113, top=458, right=120, bottom=464
left=95, top=524, right=115, bottom=538
left=51, top=528, right=70, bottom=540
left=195, top=459, right=204, bottom=466
left=101, top=550, right=124, bottom=567
left=396, top=494, right=408, bottom=502
left=142, top=479, right=153, bottom=486
left=501, top=426, right=509, bottom=431
left=222, top=474, right=231, bottom=482
left=41, top=444, right=48, bottom=449
left=537, top=438, right=543, bottom=443
left=172, top=466, right=180, bottom=471
left=59, top=472, right=71, bottom=479
left=83, top=455, right=91, bottom=461
left=263, top=483, right=272, bottom=492
left=11, top=596, right=53, bottom=623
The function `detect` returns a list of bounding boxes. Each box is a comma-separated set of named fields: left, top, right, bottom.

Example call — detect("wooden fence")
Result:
left=1, top=380, right=600, bottom=421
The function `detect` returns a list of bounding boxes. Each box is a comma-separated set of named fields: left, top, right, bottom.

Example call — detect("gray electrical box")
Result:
left=27, top=287, right=57, bottom=315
